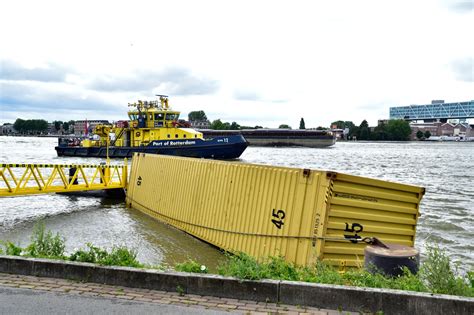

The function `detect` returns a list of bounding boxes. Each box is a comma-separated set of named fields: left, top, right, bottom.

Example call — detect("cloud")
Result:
left=0, top=60, right=73, bottom=82
left=233, top=89, right=289, bottom=103
left=233, top=89, right=261, bottom=101
left=0, top=81, right=120, bottom=121
left=87, top=67, right=220, bottom=96
left=443, top=0, right=473, bottom=13
left=451, top=58, right=473, bottom=82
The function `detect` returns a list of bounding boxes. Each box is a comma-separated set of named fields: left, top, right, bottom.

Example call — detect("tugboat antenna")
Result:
left=156, top=94, right=169, bottom=109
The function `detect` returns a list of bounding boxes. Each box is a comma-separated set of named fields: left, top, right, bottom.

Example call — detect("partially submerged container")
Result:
left=126, top=153, right=425, bottom=268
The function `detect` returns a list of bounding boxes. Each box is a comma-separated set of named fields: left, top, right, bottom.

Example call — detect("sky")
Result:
left=0, top=0, right=473, bottom=128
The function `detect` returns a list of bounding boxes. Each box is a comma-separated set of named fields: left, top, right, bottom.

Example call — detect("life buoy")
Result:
left=136, top=131, right=141, bottom=137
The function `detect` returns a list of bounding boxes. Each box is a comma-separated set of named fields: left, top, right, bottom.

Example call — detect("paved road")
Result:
left=0, top=273, right=350, bottom=314
left=0, top=286, right=224, bottom=315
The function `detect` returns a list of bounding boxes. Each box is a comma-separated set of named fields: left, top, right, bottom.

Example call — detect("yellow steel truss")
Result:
left=0, top=161, right=128, bottom=197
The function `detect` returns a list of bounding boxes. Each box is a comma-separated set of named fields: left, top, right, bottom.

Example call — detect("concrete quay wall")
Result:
left=0, top=255, right=472, bottom=315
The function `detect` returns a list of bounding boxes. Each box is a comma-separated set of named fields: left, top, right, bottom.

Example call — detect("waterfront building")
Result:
left=440, top=122, right=471, bottom=137
left=409, top=122, right=442, bottom=140
left=74, top=120, right=109, bottom=136
left=189, top=119, right=211, bottom=129
left=0, top=123, right=16, bottom=135
left=390, top=100, right=474, bottom=122
left=409, top=121, right=473, bottom=140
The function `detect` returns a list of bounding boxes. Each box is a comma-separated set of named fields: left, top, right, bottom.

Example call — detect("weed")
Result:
left=100, top=246, right=142, bottom=268
left=176, top=285, right=185, bottom=296
left=217, top=252, right=265, bottom=280
left=215, top=248, right=472, bottom=297
left=2, top=227, right=472, bottom=298
left=1, top=241, right=23, bottom=256
left=69, top=243, right=108, bottom=263
left=69, top=243, right=142, bottom=268
left=25, top=223, right=65, bottom=259
left=467, top=271, right=474, bottom=288
left=217, top=253, right=300, bottom=281
left=175, top=259, right=208, bottom=274
left=419, top=244, right=471, bottom=296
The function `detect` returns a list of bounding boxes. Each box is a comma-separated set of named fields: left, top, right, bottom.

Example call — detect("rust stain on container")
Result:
left=126, top=153, right=424, bottom=268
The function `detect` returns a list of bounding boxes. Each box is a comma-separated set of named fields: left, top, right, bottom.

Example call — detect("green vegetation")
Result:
left=217, top=248, right=472, bottom=297
left=415, top=130, right=431, bottom=141
left=0, top=223, right=141, bottom=268
left=299, top=118, right=305, bottom=129
left=416, top=130, right=424, bottom=140
left=209, top=119, right=241, bottom=130
left=278, top=124, right=291, bottom=129
left=333, top=119, right=412, bottom=141
left=331, top=120, right=355, bottom=130
left=386, top=119, right=412, bottom=140
left=25, top=224, right=66, bottom=259
left=1, top=225, right=472, bottom=297
left=13, top=118, right=48, bottom=134
left=69, top=243, right=142, bottom=268
left=175, top=259, right=208, bottom=274
left=188, top=110, right=208, bottom=121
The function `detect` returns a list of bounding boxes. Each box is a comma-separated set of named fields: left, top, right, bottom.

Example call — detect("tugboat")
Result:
left=55, top=95, right=248, bottom=159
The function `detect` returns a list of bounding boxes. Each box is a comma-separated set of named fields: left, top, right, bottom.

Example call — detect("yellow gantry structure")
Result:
left=0, top=162, right=127, bottom=197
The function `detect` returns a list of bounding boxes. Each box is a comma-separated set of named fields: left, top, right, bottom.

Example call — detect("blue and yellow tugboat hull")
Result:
left=55, top=135, right=248, bottom=159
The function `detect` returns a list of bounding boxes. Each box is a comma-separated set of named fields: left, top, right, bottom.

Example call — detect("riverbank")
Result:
left=0, top=255, right=472, bottom=314
left=1, top=225, right=472, bottom=298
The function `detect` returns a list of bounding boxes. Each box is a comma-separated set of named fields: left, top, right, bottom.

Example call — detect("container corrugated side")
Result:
left=126, top=153, right=424, bottom=268
left=317, top=172, right=424, bottom=268
left=126, top=153, right=327, bottom=265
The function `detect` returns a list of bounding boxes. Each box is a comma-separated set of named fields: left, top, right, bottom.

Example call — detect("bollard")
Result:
left=364, top=243, right=420, bottom=277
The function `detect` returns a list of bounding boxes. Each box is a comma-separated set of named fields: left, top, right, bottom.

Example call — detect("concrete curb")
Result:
left=0, top=255, right=472, bottom=314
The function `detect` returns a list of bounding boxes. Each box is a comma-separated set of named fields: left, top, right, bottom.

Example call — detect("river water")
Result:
left=0, top=137, right=472, bottom=271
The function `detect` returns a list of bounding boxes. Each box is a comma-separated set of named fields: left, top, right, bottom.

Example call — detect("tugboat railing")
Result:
left=0, top=161, right=128, bottom=197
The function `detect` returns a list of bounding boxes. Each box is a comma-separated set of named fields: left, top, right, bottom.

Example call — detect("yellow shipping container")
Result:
left=126, top=153, right=425, bottom=268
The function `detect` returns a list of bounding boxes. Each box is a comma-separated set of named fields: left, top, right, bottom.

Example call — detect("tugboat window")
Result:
left=167, top=134, right=170, bottom=138
left=175, top=134, right=178, bottom=138
left=165, top=113, right=178, bottom=121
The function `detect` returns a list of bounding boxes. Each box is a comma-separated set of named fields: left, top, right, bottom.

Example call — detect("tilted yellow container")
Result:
left=126, top=153, right=425, bottom=268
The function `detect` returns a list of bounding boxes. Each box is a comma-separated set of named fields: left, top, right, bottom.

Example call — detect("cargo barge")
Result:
left=55, top=96, right=248, bottom=159
left=200, top=129, right=336, bottom=148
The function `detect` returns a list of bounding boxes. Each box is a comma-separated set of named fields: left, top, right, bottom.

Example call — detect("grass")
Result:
left=216, top=248, right=473, bottom=297
left=175, top=259, right=208, bottom=274
left=69, top=243, right=142, bottom=268
left=0, top=223, right=142, bottom=268
left=1, top=224, right=472, bottom=297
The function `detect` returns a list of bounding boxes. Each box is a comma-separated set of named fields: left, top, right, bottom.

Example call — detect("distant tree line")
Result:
left=13, top=119, right=48, bottom=134
left=188, top=110, right=263, bottom=130
left=188, top=110, right=310, bottom=130
left=416, top=130, right=431, bottom=140
left=331, top=119, right=412, bottom=141
left=52, top=120, right=75, bottom=133
left=13, top=119, right=75, bottom=134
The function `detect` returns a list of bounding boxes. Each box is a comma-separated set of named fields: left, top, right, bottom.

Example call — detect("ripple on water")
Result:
left=1, top=138, right=473, bottom=270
